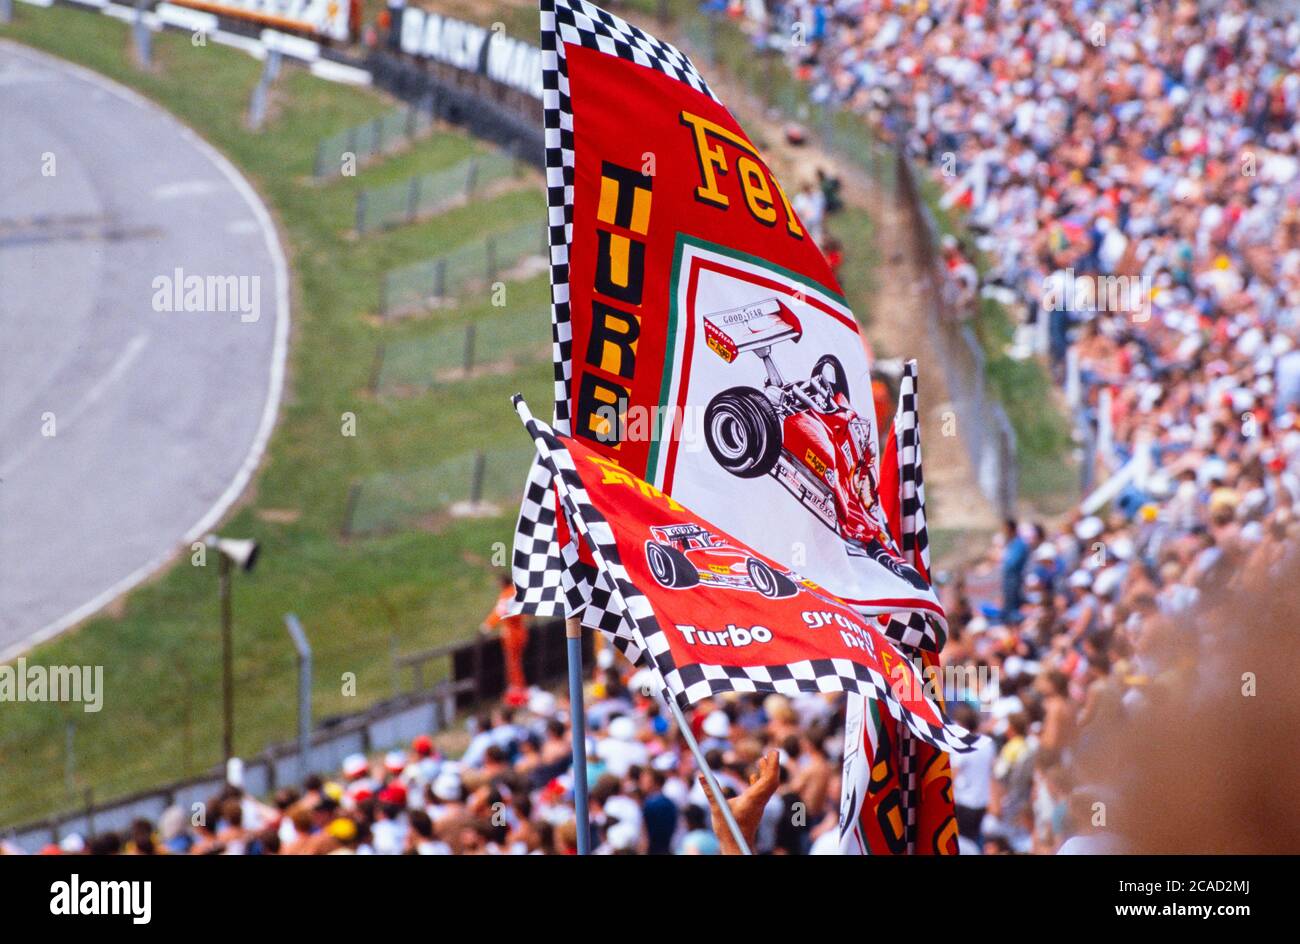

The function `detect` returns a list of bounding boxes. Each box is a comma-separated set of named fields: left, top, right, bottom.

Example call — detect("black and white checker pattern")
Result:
left=517, top=399, right=667, bottom=670
left=878, top=361, right=946, bottom=655
left=552, top=0, right=718, bottom=103
left=556, top=527, right=596, bottom=616
left=881, top=610, right=939, bottom=653
left=515, top=398, right=979, bottom=755
left=539, top=0, right=718, bottom=438
left=887, top=361, right=942, bottom=851
left=509, top=416, right=652, bottom=650
left=556, top=526, right=648, bottom=664
left=577, top=567, right=647, bottom=666
left=662, top=651, right=977, bottom=755
left=511, top=454, right=568, bottom=615
left=516, top=0, right=721, bottom=616
left=896, top=360, right=931, bottom=577
left=540, top=0, right=576, bottom=438
left=899, top=721, right=918, bottom=854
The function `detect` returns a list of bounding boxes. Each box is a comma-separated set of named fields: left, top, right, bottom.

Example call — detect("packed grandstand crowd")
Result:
left=17, top=0, right=1300, bottom=855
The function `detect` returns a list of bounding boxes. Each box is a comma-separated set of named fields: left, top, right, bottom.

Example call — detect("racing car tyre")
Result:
left=704, top=387, right=782, bottom=479
left=863, top=539, right=930, bottom=591
left=746, top=557, right=799, bottom=599
left=646, top=542, right=700, bottom=589
left=811, top=354, right=850, bottom=404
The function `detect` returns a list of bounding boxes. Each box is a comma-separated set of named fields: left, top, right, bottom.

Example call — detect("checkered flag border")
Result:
left=896, top=360, right=931, bottom=578
left=899, top=723, right=919, bottom=854
left=539, top=0, right=719, bottom=440
left=518, top=0, right=722, bottom=615
left=510, top=453, right=569, bottom=616
left=891, top=363, right=943, bottom=851
left=514, top=398, right=979, bottom=755
left=878, top=360, right=946, bottom=655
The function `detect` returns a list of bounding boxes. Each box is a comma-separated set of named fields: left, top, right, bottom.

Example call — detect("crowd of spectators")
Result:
left=15, top=0, right=1300, bottom=857
left=18, top=675, right=851, bottom=855
left=733, top=0, right=1300, bottom=852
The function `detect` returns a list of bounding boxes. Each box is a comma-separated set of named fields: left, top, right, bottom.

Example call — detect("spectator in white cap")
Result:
left=595, top=714, right=647, bottom=777
left=342, top=753, right=369, bottom=781
left=700, top=709, right=731, bottom=753
left=429, top=770, right=465, bottom=829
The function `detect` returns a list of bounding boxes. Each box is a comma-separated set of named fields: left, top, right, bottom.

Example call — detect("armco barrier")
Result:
left=365, top=51, right=545, bottom=171
left=3, top=619, right=582, bottom=853
left=896, top=152, right=1019, bottom=519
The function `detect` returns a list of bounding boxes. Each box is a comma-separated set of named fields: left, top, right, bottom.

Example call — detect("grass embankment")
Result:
left=0, top=5, right=549, bottom=825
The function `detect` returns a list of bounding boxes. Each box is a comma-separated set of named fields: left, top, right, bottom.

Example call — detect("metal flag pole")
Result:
left=664, top=691, right=752, bottom=855
left=512, top=394, right=746, bottom=854
left=565, top=616, right=592, bottom=854
left=513, top=396, right=590, bottom=853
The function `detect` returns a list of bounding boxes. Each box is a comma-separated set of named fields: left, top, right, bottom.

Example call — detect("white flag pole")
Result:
left=664, top=690, right=753, bottom=855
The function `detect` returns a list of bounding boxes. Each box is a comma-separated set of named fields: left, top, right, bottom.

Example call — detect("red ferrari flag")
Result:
left=840, top=362, right=959, bottom=854
left=514, top=396, right=977, bottom=756
left=511, top=0, right=940, bottom=626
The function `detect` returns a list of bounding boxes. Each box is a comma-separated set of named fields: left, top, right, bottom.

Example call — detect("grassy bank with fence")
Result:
left=354, top=150, right=525, bottom=234
left=0, top=0, right=1073, bottom=829
left=0, top=4, right=550, bottom=827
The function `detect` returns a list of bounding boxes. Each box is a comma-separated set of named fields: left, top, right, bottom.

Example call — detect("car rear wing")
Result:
left=652, top=523, right=711, bottom=541
left=703, top=298, right=803, bottom=363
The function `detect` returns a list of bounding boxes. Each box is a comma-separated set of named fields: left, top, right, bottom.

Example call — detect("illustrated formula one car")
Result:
left=700, top=298, right=927, bottom=590
left=644, top=523, right=800, bottom=599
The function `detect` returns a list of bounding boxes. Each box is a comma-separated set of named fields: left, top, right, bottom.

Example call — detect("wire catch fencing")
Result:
left=379, top=222, right=549, bottom=318
left=373, top=312, right=550, bottom=396
left=354, top=150, right=525, bottom=234
left=312, top=95, right=436, bottom=180
left=342, top=443, right=539, bottom=538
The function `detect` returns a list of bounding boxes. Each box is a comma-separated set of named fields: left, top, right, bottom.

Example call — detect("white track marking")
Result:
left=152, top=179, right=223, bottom=200
left=0, top=333, right=150, bottom=479
left=0, top=40, right=291, bottom=662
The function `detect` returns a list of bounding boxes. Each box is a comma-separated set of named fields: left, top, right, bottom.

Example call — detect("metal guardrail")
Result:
left=365, top=51, right=546, bottom=171
left=896, top=154, right=1019, bottom=518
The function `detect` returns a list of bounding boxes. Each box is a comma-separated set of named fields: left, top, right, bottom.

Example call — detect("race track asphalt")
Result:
left=0, top=41, right=289, bottom=659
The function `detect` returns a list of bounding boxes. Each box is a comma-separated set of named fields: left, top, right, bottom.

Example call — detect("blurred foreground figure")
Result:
left=1069, top=553, right=1300, bottom=854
